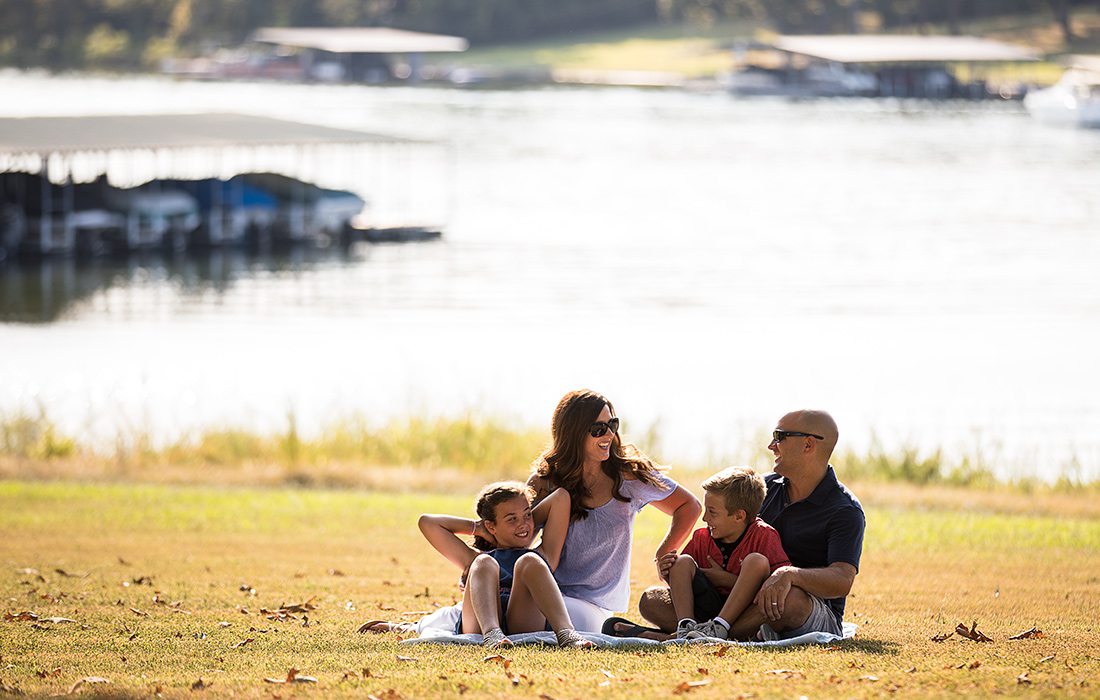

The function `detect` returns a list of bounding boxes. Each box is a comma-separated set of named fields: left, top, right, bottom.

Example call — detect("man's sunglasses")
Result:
left=589, top=417, right=620, bottom=438
left=772, top=429, right=824, bottom=443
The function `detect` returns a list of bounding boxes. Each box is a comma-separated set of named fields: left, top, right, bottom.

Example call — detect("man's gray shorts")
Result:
left=759, top=593, right=842, bottom=640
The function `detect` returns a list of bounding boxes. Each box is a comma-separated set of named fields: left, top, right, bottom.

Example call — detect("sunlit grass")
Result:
left=0, top=480, right=1097, bottom=698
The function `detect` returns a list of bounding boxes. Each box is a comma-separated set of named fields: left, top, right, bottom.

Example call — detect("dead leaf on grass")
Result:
left=328, top=569, right=346, bottom=577
left=66, top=676, right=109, bottom=694
left=39, top=617, right=76, bottom=624
left=482, top=654, right=510, bottom=668
left=711, top=645, right=730, bottom=657
left=672, top=679, right=712, bottom=694
left=860, top=675, right=879, bottom=682
left=366, top=690, right=403, bottom=700
left=264, top=669, right=318, bottom=685
left=1039, top=654, right=1056, bottom=663
left=764, top=669, right=805, bottom=679
left=53, top=569, right=87, bottom=579
left=1009, top=627, right=1044, bottom=640
left=191, top=678, right=211, bottom=691
left=395, top=655, right=417, bottom=662
left=230, top=638, right=255, bottom=649
left=3, top=612, right=38, bottom=622
left=35, top=668, right=62, bottom=679
left=129, top=608, right=148, bottom=617
left=955, top=621, right=993, bottom=643
left=931, top=632, right=952, bottom=642
left=1017, top=673, right=1031, bottom=685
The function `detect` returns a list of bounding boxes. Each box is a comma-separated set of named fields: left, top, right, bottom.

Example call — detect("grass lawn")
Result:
left=1, top=479, right=1098, bottom=698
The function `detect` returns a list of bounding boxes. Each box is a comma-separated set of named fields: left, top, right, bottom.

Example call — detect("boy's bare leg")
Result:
left=668, top=555, right=699, bottom=623
left=714, top=552, right=770, bottom=640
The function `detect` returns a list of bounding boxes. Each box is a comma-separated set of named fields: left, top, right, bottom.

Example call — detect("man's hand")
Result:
left=755, top=566, right=796, bottom=621
left=656, top=552, right=678, bottom=582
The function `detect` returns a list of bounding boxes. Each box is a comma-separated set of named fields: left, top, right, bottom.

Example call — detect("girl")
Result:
left=418, top=481, right=592, bottom=648
left=527, top=389, right=701, bottom=633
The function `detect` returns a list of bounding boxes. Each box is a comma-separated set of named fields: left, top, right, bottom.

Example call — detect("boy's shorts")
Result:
left=690, top=569, right=727, bottom=621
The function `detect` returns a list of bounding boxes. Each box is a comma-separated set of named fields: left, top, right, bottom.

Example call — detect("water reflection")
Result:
left=0, top=243, right=380, bottom=323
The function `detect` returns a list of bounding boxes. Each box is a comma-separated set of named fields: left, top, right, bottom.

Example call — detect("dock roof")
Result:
left=0, top=113, right=407, bottom=157
left=769, top=35, right=1040, bottom=64
left=252, top=27, right=468, bottom=54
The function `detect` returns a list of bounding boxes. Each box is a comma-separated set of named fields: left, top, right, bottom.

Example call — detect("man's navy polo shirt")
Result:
left=759, top=466, right=865, bottom=623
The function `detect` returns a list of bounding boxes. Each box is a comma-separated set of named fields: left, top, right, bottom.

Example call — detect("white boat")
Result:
left=1024, top=56, right=1100, bottom=128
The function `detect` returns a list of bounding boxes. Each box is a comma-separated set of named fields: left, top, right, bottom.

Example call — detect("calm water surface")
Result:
left=2, top=72, right=1099, bottom=480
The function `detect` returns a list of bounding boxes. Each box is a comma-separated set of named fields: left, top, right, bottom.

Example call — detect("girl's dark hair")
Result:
left=531, top=389, right=666, bottom=522
left=472, top=481, right=533, bottom=551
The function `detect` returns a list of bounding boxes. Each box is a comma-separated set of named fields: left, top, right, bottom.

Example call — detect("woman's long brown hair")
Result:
left=532, top=389, right=666, bottom=521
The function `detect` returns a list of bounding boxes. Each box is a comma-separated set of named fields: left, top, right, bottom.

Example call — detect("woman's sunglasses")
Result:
left=588, top=417, right=620, bottom=438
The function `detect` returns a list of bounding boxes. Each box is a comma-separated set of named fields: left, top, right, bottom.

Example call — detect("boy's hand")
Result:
left=656, top=552, right=678, bottom=582
left=699, top=556, right=736, bottom=589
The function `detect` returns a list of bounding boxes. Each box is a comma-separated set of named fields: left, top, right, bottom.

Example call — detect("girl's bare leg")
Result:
left=464, top=555, right=511, bottom=646
left=507, top=553, right=592, bottom=647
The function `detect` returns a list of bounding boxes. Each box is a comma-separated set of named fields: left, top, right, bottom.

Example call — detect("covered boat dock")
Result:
left=736, top=34, right=1041, bottom=98
left=250, top=27, right=469, bottom=82
left=0, top=113, right=440, bottom=257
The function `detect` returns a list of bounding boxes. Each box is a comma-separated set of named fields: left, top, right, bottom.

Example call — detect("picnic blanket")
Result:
left=402, top=622, right=857, bottom=649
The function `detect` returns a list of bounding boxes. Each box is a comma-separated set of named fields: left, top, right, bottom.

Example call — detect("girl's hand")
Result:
left=473, top=519, right=497, bottom=547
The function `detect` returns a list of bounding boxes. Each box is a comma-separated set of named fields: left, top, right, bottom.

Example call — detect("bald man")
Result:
left=638, top=410, right=864, bottom=641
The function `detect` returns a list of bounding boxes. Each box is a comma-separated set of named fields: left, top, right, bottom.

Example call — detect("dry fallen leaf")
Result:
left=39, top=617, right=77, bottom=624
left=672, top=679, right=712, bottom=694
left=860, top=675, right=879, bottom=682
left=765, top=669, right=804, bottom=678
left=1009, top=627, right=1044, bottom=640
left=35, top=668, right=62, bottom=679
left=3, top=611, right=38, bottom=622
left=1039, top=654, right=1056, bottom=663
left=191, top=678, right=210, bottom=690
left=230, top=638, right=255, bottom=649
left=955, top=621, right=993, bottom=643
left=264, top=669, right=318, bottom=685
left=366, top=689, right=403, bottom=700
left=67, top=676, right=109, bottom=694
left=0, top=678, right=23, bottom=695
left=931, top=632, right=952, bottom=642
left=129, top=608, right=149, bottom=618
left=1017, top=673, right=1031, bottom=685
left=395, top=655, right=417, bottom=663
left=482, top=654, right=510, bottom=668
left=54, top=569, right=87, bottom=579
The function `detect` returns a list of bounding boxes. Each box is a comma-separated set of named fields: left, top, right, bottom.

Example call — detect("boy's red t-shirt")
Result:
left=681, top=517, right=790, bottom=595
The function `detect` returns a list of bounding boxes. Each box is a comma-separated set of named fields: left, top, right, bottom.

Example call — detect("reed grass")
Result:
left=2, top=410, right=1096, bottom=498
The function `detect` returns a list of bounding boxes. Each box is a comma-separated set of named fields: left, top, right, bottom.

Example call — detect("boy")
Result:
left=657, top=466, right=790, bottom=640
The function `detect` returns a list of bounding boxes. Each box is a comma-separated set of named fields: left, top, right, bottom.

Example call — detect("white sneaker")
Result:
left=685, top=618, right=729, bottom=640
left=674, top=618, right=698, bottom=640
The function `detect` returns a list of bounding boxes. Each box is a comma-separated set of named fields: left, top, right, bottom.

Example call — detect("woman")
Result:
left=526, top=389, right=701, bottom=632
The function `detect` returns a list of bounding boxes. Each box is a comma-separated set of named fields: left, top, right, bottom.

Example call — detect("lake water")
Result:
left=2, top=71, right=1099, bottom=481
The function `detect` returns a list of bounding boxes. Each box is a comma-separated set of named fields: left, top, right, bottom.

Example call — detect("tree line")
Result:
left=0, top=0, right=1094, bottom=71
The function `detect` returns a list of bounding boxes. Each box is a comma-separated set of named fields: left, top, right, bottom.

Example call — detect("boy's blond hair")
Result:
left=701, top=466, right=765, bottom=520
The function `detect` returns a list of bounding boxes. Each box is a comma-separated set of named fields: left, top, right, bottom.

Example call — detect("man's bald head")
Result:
left=779, top=409, right=838, bottom=462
